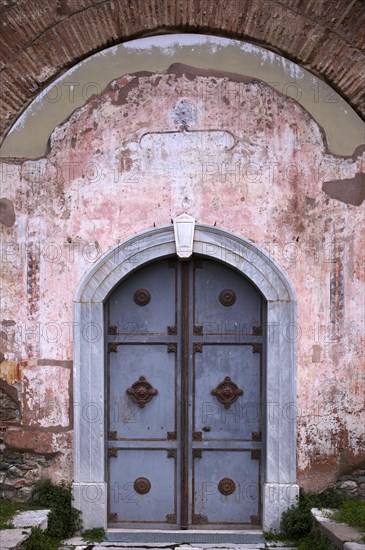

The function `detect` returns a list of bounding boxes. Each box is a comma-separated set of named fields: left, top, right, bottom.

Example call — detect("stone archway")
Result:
left=73, top=223, right=299, bottom=532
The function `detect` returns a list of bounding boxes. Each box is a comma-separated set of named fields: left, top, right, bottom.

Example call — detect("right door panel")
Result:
left=190, top=259, right=263, bottom=527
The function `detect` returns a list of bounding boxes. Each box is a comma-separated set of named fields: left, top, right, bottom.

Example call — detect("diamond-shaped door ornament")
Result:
left=126, top=376, right=158, bottom=408
left=211, top=376, right=243, bottom=409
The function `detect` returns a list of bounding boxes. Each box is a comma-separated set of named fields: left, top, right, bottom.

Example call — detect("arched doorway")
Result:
left=106, top=256, right=264, bottom=529
left=72, top=223, right=299, bottom=534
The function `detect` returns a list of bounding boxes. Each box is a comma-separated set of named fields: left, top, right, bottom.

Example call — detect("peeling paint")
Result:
left=0, top=361, right=21, bottom=384
left=323, top=172, right=365, bottom=206
left=22, top=365, right=70, bottom=429
left=0, top=198, right=15, bottom=227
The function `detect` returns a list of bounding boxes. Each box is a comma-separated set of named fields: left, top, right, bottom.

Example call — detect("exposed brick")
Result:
left=0, top=0, right=364, bottom=139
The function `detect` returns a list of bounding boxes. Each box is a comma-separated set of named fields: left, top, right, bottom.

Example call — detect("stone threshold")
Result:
left=62, top=540, right=297, bottom=549
left=105, top=530, right=265, bottom=544
left=311, top=508, right=365, bottom=549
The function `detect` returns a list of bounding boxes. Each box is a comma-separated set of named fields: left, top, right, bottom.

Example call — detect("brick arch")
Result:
left=0, top=0, right=364, bottom=140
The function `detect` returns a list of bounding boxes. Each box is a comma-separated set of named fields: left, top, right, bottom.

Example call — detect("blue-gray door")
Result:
left=106, top=257, right=264, bottom=529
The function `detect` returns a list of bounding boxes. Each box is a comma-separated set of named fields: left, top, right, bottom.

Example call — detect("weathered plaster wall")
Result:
left=2, top=35, right=364, bottom=158
left=0, top=62, right=364, bottom=497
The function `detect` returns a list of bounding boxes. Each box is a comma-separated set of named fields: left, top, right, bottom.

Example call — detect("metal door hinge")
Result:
left=193, top=343, right=203, bottom=353
left=166, top=513, right=176, bottom=523
left=252, top=325, right=263, bottom=335
left=167, top=343, right=177, bottom=353
left=167, top=431, right=177, bottom=440
left=108, top=448, right=118, bottom=457
left=252, top=343, right=262, bottom=353
left=251, top=449, right=261, bottom=460
left=192, top=514, right=208, bottom=524
left=108, top=431, right=118, bottom=440
left=193, top=449, right=202, bottom=458
left=167, top=326, right=177, bottom=335
left=167, top=449, right=177, bottom=458
left=108, top=324, right=118, bottom=335
left=108, top=342, right=118, bottom=353
left=252, top=431, right=262, bottom=442
left=193, top=325, right=203, bottom=335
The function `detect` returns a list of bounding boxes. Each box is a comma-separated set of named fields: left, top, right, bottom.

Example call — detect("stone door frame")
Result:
left=73, top=223, right=299, bottom=531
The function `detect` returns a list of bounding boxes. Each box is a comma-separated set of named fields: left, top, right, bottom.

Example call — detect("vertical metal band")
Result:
left=180, top=261, right=189, bottom=529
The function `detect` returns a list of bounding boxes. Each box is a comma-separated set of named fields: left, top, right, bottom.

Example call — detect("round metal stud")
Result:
left=218, top=477, right=236, bottom=496
left=134, top=288, right=151, bottom=306
left=219, top=289, right=236, bottom=306
left=134, top=477, right=151, bottom=494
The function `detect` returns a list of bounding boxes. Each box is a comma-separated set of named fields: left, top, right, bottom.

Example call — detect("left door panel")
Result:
left=107, top=260, right=179, bottom=527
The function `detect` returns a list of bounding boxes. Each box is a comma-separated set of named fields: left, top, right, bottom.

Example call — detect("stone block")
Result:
left=12, top=509, right=50, bottom=529
left=0, top=528, right=31, bottom=550
left=340, top=481, right=359, bottom=490
left=263, top=482, right=299, bottom=532
left=73, top=482, right=107, bottom=529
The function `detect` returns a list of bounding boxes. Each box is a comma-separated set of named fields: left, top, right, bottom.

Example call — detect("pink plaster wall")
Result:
left=0, top=64, right=364, bottom=492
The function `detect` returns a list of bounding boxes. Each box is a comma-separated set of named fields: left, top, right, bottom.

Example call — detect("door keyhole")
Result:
left=202, top=426, right=211, bottom=432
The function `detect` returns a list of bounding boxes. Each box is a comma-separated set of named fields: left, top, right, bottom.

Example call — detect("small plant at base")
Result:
left=33, top=478, right=82, bottom=538
left=280, top=487, right=346, bottom=540
left=82, top=527, right=106, bottom=542
left=263, top=530, right=289, bottom=542
left=280, top=492, right=313, bottom=540
left=331, top=497, right=365, bottom=540
left=279, top=487, right=349, bottom=546
left=25, top=526, right=59, bottom=550
left=297, top=531, right=330, bottom=550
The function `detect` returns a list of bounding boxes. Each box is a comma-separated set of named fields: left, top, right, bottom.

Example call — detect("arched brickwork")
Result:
left=0, top=0, right=364, bottom=141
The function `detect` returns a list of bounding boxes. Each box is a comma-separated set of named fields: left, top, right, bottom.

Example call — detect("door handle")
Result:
left=202, top=426, right=211, bottom=432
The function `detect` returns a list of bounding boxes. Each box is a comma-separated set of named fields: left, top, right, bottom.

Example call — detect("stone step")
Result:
left=0, top=528, right=31, bottom=550
left=311, top=508, right=365, bottom=549
left=0, top=508, right=50, bottom=550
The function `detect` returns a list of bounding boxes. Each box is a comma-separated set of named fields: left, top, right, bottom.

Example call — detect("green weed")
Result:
left=82, top=526, right=106, bottom=542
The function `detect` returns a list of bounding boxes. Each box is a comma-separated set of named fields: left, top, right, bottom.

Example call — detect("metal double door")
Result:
left=107, top=257, right=263, bottom=529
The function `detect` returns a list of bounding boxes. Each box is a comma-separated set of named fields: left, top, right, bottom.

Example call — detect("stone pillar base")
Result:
left=263, top=482, right=300, bottom=532
left=72, top=482, right=107, bottom=529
